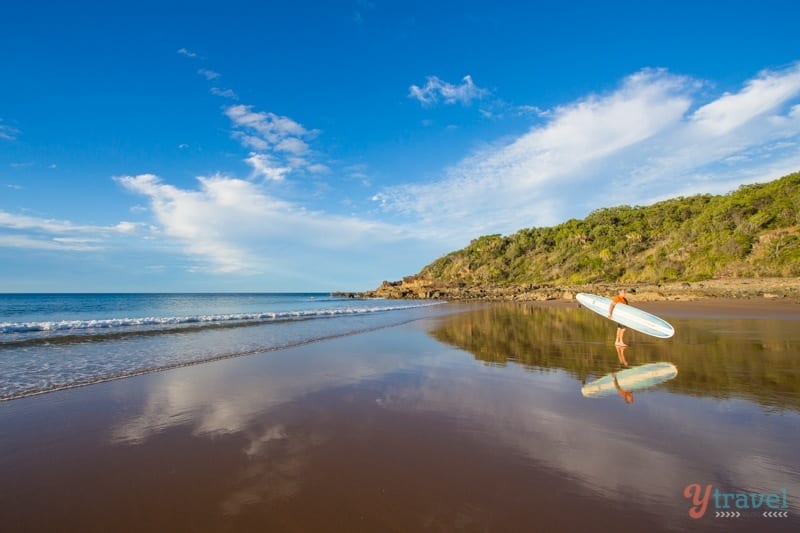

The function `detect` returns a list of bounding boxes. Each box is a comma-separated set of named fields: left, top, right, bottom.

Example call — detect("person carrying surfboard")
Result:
left=608, top=289, right=628, bottom=347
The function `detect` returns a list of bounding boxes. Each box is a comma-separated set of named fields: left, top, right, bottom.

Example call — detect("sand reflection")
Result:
left=99, top=304, right=800, bottom=525
left=110, top=333, right=424, bottom=444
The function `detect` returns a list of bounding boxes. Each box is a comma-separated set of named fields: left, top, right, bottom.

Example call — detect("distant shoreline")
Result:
left=335, top=277, right=800, bottom=303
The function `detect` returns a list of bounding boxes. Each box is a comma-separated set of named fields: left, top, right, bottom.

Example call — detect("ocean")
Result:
left=0, top=293, right=446, bottom=400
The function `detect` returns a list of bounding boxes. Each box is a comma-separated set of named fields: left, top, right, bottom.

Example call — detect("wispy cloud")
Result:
left=380, top=64, right=800, bottom=244
left=210, top=87, right=238, bottom=100
left=307, top=163, right=330, bottom=174
left=177, top=47, right=197, bottom=58
left=131, top=58, right=800, bottom=282
left=0, top=235, right=104, bottom=252
left=691, top=65, right=800, bottom=135
left=116, top=174, right=411, bottom=275
left=0, top=119, right=19, bottom=141
left=0, top=210, right=144, bottom=252
left=225, top=104, right=321, bottom=178
left=0, top=210, right=144, bottom=235
left=409, top=75, right=489, bottom=106
left=226, top=105, right=312, bottom=145
left=479, top=101, right=550, bottom=120
left=180, top=55, right=325, bottom=183
left=244, top=153, right=291, bottom=181
left=198, top=68, right=220, bottom=80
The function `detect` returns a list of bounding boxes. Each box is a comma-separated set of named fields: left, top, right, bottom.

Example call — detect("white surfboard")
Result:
left=581, top=362, right=678, bottom=397
left=576, top=292, right=675, bottom=338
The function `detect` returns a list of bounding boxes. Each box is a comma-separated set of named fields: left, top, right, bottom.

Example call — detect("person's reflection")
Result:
left=612, top=372, right=634, bottom=404
left=615, top=344, right=630, bottom=368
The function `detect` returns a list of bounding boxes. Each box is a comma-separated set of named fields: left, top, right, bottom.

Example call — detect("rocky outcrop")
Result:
left=340, top=277, right=800, bottom=302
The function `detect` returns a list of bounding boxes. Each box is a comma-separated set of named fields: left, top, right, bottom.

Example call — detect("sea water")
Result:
left=0, top=293, right=446, bottom=400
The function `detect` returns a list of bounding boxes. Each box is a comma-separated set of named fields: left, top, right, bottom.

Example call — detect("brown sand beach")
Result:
left=1, top=299, right=799, bottom=532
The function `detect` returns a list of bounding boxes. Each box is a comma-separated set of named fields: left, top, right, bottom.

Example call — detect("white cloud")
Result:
left=226, top=105, right=311, bottom=142
left=39, top=61, right=793, bottom=285
left=409, top=75, right=489, bottom=106
left=0, top=235, right=103, bottom=251
left=177, top=47, right=197, bottom=58
left=0, top=119, right=19, bottom=141
left=0, top=209, right=144, bottom=252
left=198, top=68, right=220, bottom=80
left=210, top=87, right=238, bottom=100
left=245, top=153, right=291, bottom=181
left=181, top=65, right=325, bottom=181
left=379, top=65, right=800, bottom=244
left=225, top=104, right=323, bottom=180
left=275, top=137, right=309, bottom=155
left=116, top=173, right=412, bottom=275
left=114, top=221, right=141, bottom=234
left=233, top=133, right=270, bottom=151
left=0, top=210, right=140, bottom=235
left=515, top=104, right=549, bottom=117
left=691, top=64, right=800, bottom=135
left=307, top=163, right=330, bottom=174
left=287, top=156, right=309, bottom=169
left=478, top=100, right=550, bottom=120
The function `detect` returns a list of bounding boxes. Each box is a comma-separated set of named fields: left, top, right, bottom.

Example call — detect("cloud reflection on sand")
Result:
left=109, top=330, right=431, bottom=444
left=221, top=426, right=321, bottom=516
left=108, top=316, right=800, bottom=522
left=375, top=361, right=800, bottom=517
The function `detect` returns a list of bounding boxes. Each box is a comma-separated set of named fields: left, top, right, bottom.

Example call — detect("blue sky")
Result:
left=1, top=0, right=800, bottom=292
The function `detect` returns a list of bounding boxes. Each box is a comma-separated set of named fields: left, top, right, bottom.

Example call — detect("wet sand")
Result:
left=626, top=297, right=800, bottom=319
left=1, top=300, right=799, bottom=531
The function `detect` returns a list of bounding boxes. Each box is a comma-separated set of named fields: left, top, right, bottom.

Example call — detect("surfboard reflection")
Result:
left=581, top=362, right=678, bottom=403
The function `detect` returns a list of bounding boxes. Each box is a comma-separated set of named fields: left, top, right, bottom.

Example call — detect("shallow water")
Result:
left=0, top=302, right=798, bottom=531
left=0, top=293, right=444, bottom=399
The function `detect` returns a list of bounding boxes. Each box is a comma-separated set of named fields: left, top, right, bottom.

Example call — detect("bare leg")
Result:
left=616, top=345, right=629, bottom=366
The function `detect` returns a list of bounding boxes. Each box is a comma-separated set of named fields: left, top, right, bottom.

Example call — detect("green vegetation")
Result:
left=417, top=172, right=800, bottom=286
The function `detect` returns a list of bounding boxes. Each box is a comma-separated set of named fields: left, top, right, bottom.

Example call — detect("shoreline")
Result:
left=4, top=297, right=797, bottom=405
left=0, top=313, right=442, bottom=403
left=339, top=276, right=800, bottom=303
